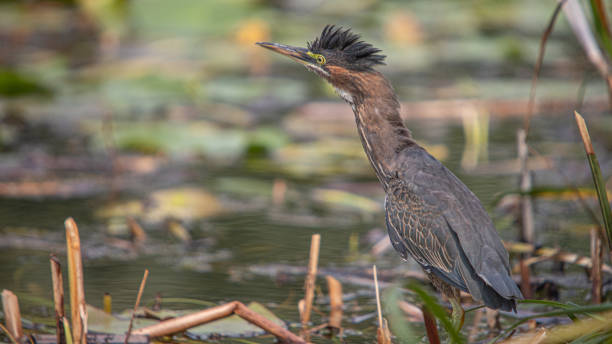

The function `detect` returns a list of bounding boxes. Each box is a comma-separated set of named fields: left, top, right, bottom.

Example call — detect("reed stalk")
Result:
left=574, top=111, right=612, bottom=249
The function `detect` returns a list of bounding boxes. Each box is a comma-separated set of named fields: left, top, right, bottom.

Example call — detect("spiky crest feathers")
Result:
left=307, top=25, right=386, bottom=69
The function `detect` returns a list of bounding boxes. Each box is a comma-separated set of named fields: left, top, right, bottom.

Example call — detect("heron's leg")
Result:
left=449, top=295, right=465, bottom=330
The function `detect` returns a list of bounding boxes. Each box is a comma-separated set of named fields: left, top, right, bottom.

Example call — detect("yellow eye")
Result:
left=315, top=54, right=326, bottom=65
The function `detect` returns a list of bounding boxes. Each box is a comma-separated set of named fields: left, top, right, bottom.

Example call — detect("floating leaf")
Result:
left=146, top=187, right=222, bottom=222
left=0, top=68, right=51, bottom=97
left=86, top=305, right=157, bottom=334
left=95, top=200, right=145, bottom=219
left=312, top=189, right=382, bottom=214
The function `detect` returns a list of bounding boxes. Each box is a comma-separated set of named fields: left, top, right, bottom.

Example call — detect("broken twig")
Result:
left=50, top=254, right=65, bottom=344
left=326, top=275, right=343, bottom=331
left=125, top=269, right=149, bottom=344
left=1, top=290, right=23, bottom=342
left=132, top=301, right=305, bottom=343
left=65, top=217, right=87, bottom=344
left=301, top=234, right=320, bottom=327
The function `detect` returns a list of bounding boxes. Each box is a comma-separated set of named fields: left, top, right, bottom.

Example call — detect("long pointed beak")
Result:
left=256, top=42, right=314, bottom=66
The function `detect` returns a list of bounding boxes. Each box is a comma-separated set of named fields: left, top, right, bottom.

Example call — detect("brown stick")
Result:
left=0, top=323, right=18, bottom=344
left=50, top=254, right=65, bottom=344
left=422, top=307, right=440, bottom=344
left=519, top=259, right=532, bottom=299
left=1, top=290, right=23, bottom=341
left=575, top=111, right=594, bottom=155
left=523, top=0, right=567, bottom=134
left=373, top=265, right=392, bottom=344
left=373, top=265, right=383, bottom=333
left=301, top=234, right=320, bottom=327
left=127, top=217, right=147, bottom=247
left=65, top=217, right=87, bottom=344
left=132, top=301, right=305, bottom=343
left=517, top=129, right=535, bottom=244
left=125, top=269, right=149, bottom=344
left=326, top=275, right=343, bottom=330
left=234, top=302, right=304, bottom=343
left=590, top=228, right=603, bottom=304
left=517, top=130, right=534, bottom=299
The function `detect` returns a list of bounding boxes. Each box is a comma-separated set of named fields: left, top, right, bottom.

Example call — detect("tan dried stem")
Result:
left=301, top=234, right=320, bottom=327
left=50, top=254, right=65, bottom=344
left=523, top=0, right=567, bottom=134
left=590, top=228, right=603, bottom=304
left=132, top=301, right=306, bottom=343
left=325, top=275, right=343, bottom=331
left=574, top=111, right=594, bottom=154
left=125, top=269, right=149, bottom=344
left=422, top=307, right=440, bottom=344
left=1, top=290, right=22, bottom=341
left=65, top=217, right=87, bottom=344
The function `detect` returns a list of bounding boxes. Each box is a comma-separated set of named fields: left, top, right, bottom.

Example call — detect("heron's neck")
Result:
left=335, top=71, right=414, bottom=185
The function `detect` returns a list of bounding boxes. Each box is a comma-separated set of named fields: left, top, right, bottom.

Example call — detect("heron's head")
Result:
left=257, top=25, right=386, bottom=102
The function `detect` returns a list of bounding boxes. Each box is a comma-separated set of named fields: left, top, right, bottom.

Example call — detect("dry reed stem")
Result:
left=422, top=307, right=440, bottom=344
left=519, top=259, right=532, bottom=299
left=523, top=0, right=567, bottom=134
left=50, top=255, right=65, bottom=344
left=325, top=275, right=343, bottom=330
left=132, top=301, right=306, bottom=343
left=373, top=265, right=391, bottom=344
left=373, top=265, right=383, bottom=332
left=574, top=111, right=594, bottom=155
left=574, top=111, right=612, bottom=250
left=127, top=218, right=146, bottom=247
left=65, top=217, right=87, bottom=344
left=1, top=290, right=23, bottom=341
left=517, top=129, right=533, bottom=299
left=301, top=234, right=320, bottom=327
left=125, top=269, right=149, bottom=344
left=517, top=129, right=534, bottom=244
left=590, top=228, right=602, bottom=304
left=0, top=323, right=18, bottom=344
left=377, top=318, right=392, bottom=344
left=272, top=178, right=287, bottom=205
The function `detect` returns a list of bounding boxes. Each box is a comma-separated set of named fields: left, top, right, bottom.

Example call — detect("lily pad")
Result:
left=146, top=187, right=223, bottom=222
left=87, top=305, right=158, bottom=334
left=312, top=188, right=382, bottom=214
left=187, top=302, right=286, bottom=339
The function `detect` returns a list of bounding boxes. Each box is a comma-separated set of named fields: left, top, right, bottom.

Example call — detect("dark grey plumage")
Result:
left=385, top=146, right=522, bottom=311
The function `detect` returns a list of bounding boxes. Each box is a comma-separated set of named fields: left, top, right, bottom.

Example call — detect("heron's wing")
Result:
left=394, top=146, right=523, bottom=301
left=384, top=182, right=468, bottom=292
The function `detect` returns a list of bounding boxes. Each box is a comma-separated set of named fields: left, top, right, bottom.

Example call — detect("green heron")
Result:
left=257, top=25, right=522, bottom=326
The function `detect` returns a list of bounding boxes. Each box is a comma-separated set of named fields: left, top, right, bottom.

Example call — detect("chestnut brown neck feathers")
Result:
left=330, top=68, right=414, bottom=187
